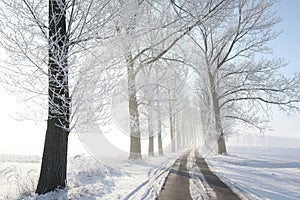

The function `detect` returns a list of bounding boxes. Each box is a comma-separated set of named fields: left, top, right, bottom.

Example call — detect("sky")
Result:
left=271, top=0, right=300, bottom=74
left=0, top=0, right=299, bottom=155
left=265, top=0, right=300, bottom=139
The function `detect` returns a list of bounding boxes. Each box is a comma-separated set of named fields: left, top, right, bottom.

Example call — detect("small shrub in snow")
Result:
left=0, top=165, right=38, bottom=199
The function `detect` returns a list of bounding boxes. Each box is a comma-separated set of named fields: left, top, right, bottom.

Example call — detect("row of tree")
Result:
left=0, top=0, right=299, bottom=195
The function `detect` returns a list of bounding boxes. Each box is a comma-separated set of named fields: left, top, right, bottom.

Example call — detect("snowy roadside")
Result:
left=99, top=153, right=179, bottom=200
left=0, top=155, right=123, bottom=199
left=3, top=147, right=298, bottom=200
left=205, top=147, right=300, bottom=200
left=0, top=153, right=179, bottom=200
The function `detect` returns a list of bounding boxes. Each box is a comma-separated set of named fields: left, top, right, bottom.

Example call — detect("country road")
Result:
left=158, top=148, right=241, bottom=200
left=158, top=149, right=193, bottom=200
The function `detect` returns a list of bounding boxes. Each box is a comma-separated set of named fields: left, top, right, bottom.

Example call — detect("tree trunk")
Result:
left=155, top=69, right=163, bottom=155
left=208, top=72, right=227, bottom=155
left=217, top=132, right=227, bottom=155
left=36, top=119, right=69, bottom=194
left=169, top=114, right=175, bottom=152
left=172, top=114, right=176, bottom=152
left=148, top=112, right=154, bottom=156
left=148, top=135, right=154, bottom=156
left=127, top=54, right=142, bottom=160
left=36, top=0, right=70, bottom=194
left=176, top=113, right=182, bottom=150
left=157, top=118, right=163, bottom=155
left=181, top=119, right=185, bottom=148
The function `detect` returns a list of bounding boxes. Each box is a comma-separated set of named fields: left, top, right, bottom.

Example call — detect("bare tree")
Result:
left=190, top=0, right=300, bottom=154
left=0, top=0, right=115, bottom=194
left=162, top=62, right=189, bottom=152
left=36, top=0, right=70, bottom=193
left=111, top=0, right=228, bottom=159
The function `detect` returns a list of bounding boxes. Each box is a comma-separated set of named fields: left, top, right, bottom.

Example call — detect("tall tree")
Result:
left=0, top=0, right=115, bottom=194
left=113, top=0, right=227, bottom=158
left=190, top=0, right=300, bottom=154
left=36, top=0, right=69, bottom=193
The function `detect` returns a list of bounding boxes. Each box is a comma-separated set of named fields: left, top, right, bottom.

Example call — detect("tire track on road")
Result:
left=195, top=149, right=241, bottom=200
left=158, top=149, right=193, bottom=200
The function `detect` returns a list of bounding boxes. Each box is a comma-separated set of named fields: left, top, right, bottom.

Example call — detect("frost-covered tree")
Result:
left=112, top=0, right=227, bottom=159
left=36, top=0, right=70, bottom=193
left=190, top=0, right=300, bottom=154
left=0, top=0, right=115, bottom=194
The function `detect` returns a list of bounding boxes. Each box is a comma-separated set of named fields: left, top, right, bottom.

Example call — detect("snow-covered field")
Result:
left=0, top=153, right=179, bottom=200
left=206, top=147, right=300, bottom=200
left=1, top=147, right=299, bottom=199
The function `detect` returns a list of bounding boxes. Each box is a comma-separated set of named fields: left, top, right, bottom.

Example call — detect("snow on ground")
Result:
left=0, top=155, right=41, bottom=199
left=2, top=147, right=299, bottom=200
left=0, top=153, right=179, bottom=200
left=187, top=150, right=211, bottom=200
left=205, top=146, right=300, bottom=200
left=99, top=154, right=178, bottom=200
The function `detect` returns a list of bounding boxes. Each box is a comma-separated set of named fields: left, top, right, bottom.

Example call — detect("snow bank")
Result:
left=0, top=155, right=123, bottom=199
left=0, top=153, right=179, bottom=200
left=206, top=147, right=300, bottom=200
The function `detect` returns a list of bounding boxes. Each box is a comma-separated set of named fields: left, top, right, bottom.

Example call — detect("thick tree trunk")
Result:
left=36, top=0, right=70, bottom=194
left=217, top=132, right=227, bottom=155
left=208, top=72, right=227, bottom=155
left=127, top=54, right=142, bottom=160
left=36, top=119, right=69, bottom=194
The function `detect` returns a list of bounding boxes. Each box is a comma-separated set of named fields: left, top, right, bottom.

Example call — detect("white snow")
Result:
left=205, top=146, right=300, bottom=200
left=0, top=153, right=178, bottom=200
left=187, top=149, right=211, bottom=200
left=1, top=147, right=299, bottom=199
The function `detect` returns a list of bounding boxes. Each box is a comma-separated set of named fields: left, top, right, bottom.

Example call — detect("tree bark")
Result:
left=172, top=114, right=176, bottom=152
left=169, top=114, right=175, bottom=152
left=176, top=113, right=182, bottom=150
left=148, top=135, right=154, bottom=156
left=158, top=117, right=163, bottom=155
left=217, top=132, right=227, bottom=155
left=36, top=0, right=70, bottom=194
left=36, top=119, right=69, bottom=194
left=148, top=112, right=154, bottom=156
left=208, top=72, right=227, bottom=154
left=168, top=90, right=176, bottom=152
left=127, top=54, right=142, bottom=160
left=155, top=69, right=163, bottom=155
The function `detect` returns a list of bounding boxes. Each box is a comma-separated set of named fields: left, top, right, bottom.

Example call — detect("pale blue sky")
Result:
left=266, top=0, right=300, bottom=139
left=272, top=0, right=300, bottom=74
